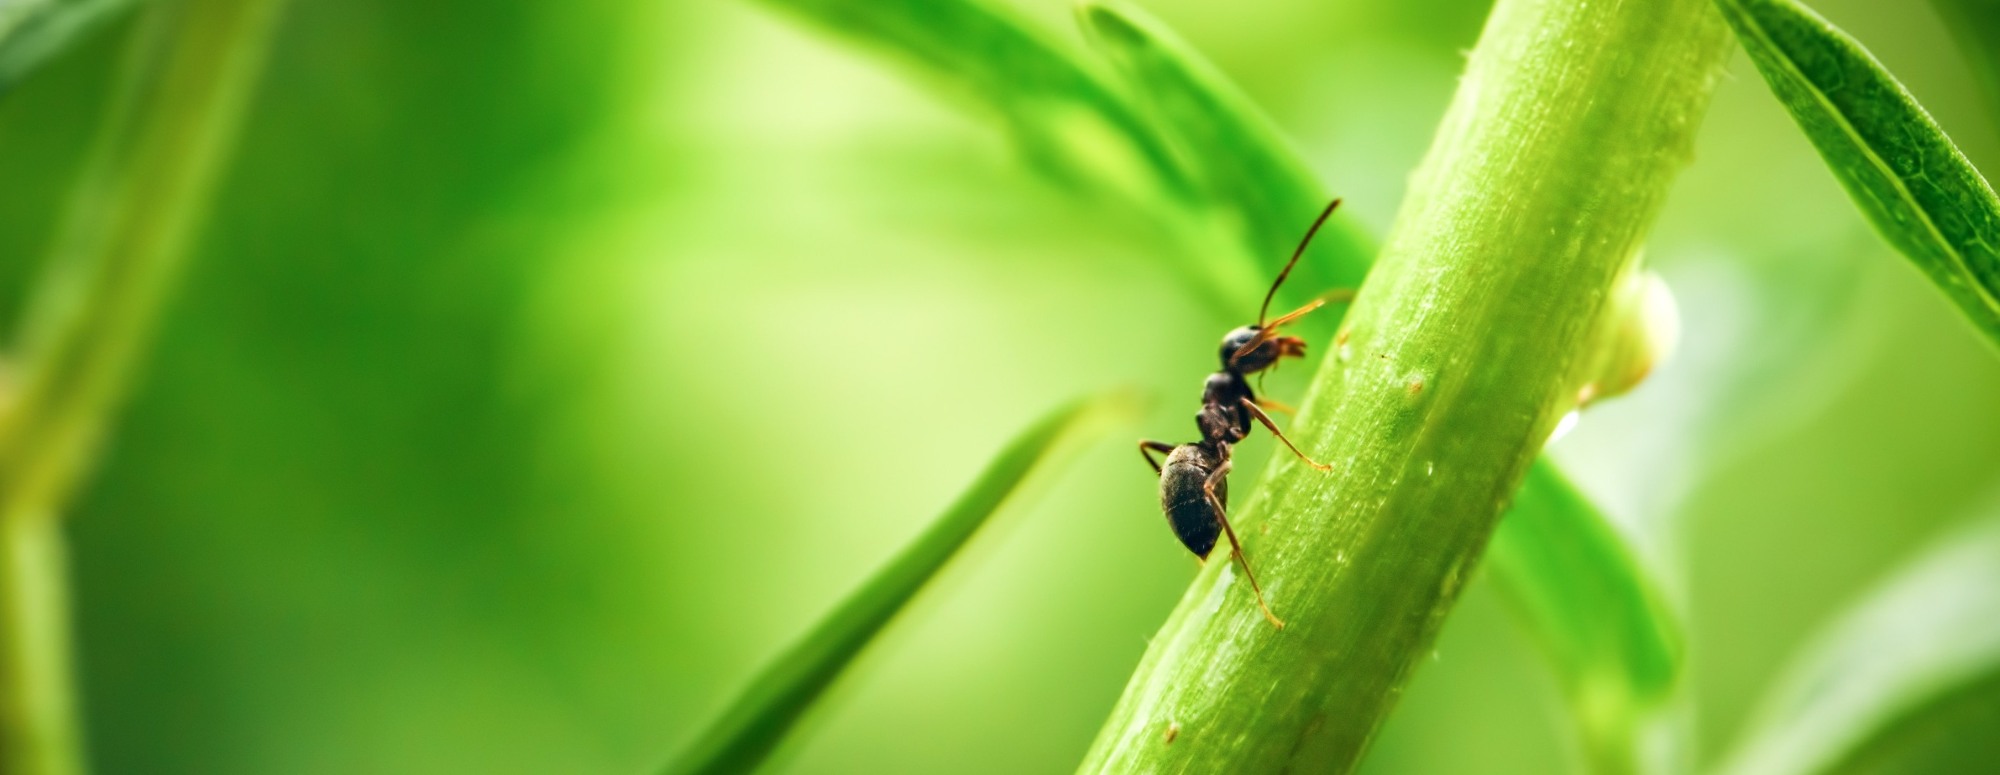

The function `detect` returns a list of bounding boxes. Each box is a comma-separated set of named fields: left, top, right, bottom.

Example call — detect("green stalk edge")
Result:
left=0, top=1, right=286, bottom=772
left=1077, top=0, right=1731, bottom=772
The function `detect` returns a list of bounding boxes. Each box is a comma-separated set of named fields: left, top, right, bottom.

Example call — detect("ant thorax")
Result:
left=1198, top=372, right=1254, bottom=443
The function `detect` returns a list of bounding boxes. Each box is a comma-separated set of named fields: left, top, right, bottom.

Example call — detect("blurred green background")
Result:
left=1, top=0, right=1997, bottom=772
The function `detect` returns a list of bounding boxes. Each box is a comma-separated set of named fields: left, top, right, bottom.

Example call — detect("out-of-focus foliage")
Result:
left=0, top=0, right=1993, bottom=773
left=1486, top=461, right=1684, bottom=774
left=1716, top=0, right=2000, bottom=350
left=1930, top=0, right=2000, bottom=123
left=0, top=0, right=134, bottom=92
left=749, top=0, right=1183, bottom=199
left=663, top=393, right=1129, bottom=775
left=1716, top=516, right=2000, bottom=775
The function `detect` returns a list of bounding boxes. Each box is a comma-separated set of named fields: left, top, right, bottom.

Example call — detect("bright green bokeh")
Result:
left=0, top=0, right=1995, bottom=772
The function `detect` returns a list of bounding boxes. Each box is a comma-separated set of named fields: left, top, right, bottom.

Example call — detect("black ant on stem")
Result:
left=1139, top=198, right=1347, bottom=629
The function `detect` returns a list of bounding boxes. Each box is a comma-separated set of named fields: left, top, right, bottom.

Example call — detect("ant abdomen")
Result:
left=1159, top=444, right=1227, bottom=558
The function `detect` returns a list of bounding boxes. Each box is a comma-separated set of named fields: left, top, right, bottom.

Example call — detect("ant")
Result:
left=1139, top=198, right=1346, bottom=629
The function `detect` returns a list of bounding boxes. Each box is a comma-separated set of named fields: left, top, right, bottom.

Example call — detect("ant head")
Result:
left=1221, top=325, right=1306, bottom=374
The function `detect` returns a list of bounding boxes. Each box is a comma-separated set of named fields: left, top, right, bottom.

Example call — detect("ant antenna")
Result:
left=1257, top=198, right=1342, bottom=327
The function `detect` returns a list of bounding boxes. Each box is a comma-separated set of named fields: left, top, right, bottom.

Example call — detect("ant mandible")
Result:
left=1139, top=198, right=1346, bottom=629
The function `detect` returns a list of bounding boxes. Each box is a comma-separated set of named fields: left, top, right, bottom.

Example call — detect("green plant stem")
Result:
left=0, top=0, right=286, bottom=771
left=1078, top=0, right=1731, bottom=772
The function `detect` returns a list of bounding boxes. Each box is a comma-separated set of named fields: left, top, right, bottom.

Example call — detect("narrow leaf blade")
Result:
left=661, top=393, right=1133, bottom=775
left=1718, top=516, right=2000, bottom=775
left=1715, top=0, right=2000, bottom=350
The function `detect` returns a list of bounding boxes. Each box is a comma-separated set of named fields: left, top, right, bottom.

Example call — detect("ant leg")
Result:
left=1139, top=440, right=1176, bottom=474
left=1258, top=397, right=1296, bottom=415
left=1240, top=398, right=1333, bottom=471
left=1203, top=460, right=1283, bottom=629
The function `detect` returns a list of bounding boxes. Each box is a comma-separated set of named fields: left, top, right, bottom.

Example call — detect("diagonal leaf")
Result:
left=1715, top=0, right=2000, bottom=351
left=0, top=0, right=138, bottom=94
left=1487, top=461, right=1684, bottom=774
left=1928, top=0, right=2000, bottom=127
left=660, top=392, right=1134, bottom=775
left=1716, top=516, right=2000, bottom=775
left=1076, top=1, right=1374, bottom=317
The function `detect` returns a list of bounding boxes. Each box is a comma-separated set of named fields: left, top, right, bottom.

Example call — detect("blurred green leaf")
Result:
left=751, top=0, right=1187, bottom=203
left=1076, top=1, right=1374, bottom=313
left=661, top=392, right=1134, bottom=775
left=2, top=0, right=283, bottom=524
left=1487, top=461, right=1683, bottom=774
left=0, top=0, right=135, bottom=93
left=1715, top=0, right=2000, bottom=351
left=1717, top=516, right=2000, bottom=775
left=0, top=0, right=283, bottom=771
left=747, top=0, right=1271, bottom=314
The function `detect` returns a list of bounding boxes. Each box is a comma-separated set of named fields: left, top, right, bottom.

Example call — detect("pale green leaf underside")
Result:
left=1718, top=517, right=2000, bottom=775
left=1716, top=0, right=2000, bottom=350
left=660, top=394, right=1129, bottom=775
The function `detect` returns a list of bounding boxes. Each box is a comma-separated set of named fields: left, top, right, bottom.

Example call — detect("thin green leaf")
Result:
left=1715, top=0, right=2000, bottom=350
left=1717, top=516, right=2000, bottom=775
left=0, top=0, right=137, bottom=93
left=661, top=392, right=1135, bottom=775
left=1487, top=461, right=1684, bottom=774
left=1076, top=1, right=1375, bottom=314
